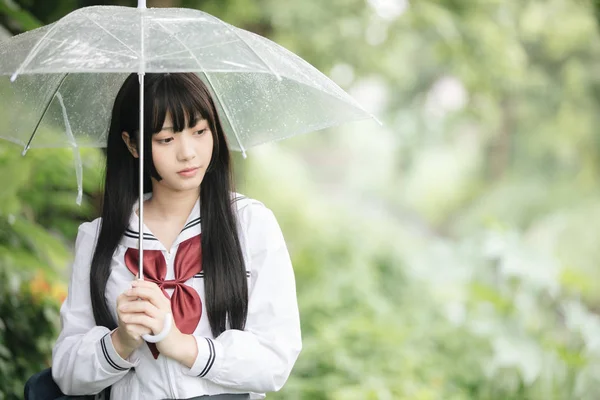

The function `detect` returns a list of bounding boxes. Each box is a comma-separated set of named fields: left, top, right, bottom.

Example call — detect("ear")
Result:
left=121, top=131, right=139, bottom=158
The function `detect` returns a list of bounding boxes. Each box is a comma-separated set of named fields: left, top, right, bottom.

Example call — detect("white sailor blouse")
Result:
left=51, top=195, right=302, bottom=400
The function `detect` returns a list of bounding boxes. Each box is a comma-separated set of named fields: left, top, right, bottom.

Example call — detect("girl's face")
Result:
left=150, top=113, right=214, bottom=193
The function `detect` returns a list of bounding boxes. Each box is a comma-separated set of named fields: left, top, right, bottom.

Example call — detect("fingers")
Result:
left=126, top=286, right=159, bottom=303
left=117, top=281, right=170, bottom=338
left=121, top=313, right=162, bottom=334
left=126, top=286, right=169, bottom=310
left=119, top=300, right=160, bottom=318
left=117, top=290, right=146, bottom=305
left=131, top=279, right=160, bottom=290
left=131, top=280, right=166, bottom=299
left=131, top=280, right=164, bottom=299
left=116, top=292, right=131, bottom=305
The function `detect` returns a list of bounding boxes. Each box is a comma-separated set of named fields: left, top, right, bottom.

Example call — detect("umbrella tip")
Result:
left=21, top=146, right=29, bottom=156
left=10, top=73, right=18, bottom=82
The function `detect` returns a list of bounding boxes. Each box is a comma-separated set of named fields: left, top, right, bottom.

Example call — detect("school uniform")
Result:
left=52, top=194, right=302, bottom=400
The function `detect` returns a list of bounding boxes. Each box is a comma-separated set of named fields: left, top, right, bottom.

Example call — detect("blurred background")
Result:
left=2, top=0, right=600, bottom=399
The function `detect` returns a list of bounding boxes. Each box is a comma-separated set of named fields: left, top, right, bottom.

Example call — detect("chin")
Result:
left=156, top=179, right=200, bottom=193
left=177, top=181, right=203, bottom=191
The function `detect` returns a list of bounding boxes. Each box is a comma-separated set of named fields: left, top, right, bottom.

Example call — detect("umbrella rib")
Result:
left=10, top=9, right=83, bottom=81
left=153, top=20, right=247, bottom=156
left=212, top=19, right=281, bottom=81
left=56, top=91, right=84, bottom=205
left=146, top=39, right=240, bottom=62
left=10, top=23, right=63, bottom=81
left=22, top=73, right=69, bottom=155
left=200, top=73, right=247, bottom=157
left=43, top=38, right=139, bottom=59
left=83, top=14, right=140, bottom=58
left=199, top=71, right=247, bottom=156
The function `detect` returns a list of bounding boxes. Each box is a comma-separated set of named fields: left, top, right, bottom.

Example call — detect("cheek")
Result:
left=200, top=135, right=214, bottom=161
left=208, top=133, right=215, bottom=152
left=151, top=145, right=169, bottom=171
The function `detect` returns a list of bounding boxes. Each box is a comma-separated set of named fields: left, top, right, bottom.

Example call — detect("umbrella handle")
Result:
left=142, top=312, right=173, bottom=343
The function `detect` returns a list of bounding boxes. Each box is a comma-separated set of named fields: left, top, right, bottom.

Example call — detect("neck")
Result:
left=145, top=185, right=200, bottom=221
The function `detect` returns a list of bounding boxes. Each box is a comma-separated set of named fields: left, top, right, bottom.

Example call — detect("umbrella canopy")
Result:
left=0, top=5, right=376, bottom=155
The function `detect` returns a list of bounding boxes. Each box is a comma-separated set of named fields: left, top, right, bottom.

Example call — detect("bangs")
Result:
left=149, top=74, right=212, bottom=134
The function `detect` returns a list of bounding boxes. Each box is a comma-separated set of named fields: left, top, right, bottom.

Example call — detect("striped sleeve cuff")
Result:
left=181, top=336, right=222, bottom=378
left=96, top=331, right=136, bottom=374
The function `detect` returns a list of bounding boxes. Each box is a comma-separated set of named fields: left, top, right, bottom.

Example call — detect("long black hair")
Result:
left=90, top=73, right=248, bottom=338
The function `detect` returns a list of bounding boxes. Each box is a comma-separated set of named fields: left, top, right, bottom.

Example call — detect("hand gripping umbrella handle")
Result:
left=142, top=312, right=173, bottom=343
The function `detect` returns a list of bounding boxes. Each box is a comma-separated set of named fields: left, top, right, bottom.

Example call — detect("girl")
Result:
left=51, top=73, right=302, bottom=400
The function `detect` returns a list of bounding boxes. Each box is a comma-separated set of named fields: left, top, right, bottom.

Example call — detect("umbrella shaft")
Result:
left=138, top=73, right=145, bottom=280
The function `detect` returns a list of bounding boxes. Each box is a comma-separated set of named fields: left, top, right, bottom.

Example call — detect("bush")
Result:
left=0, top=143, right=101, bottom=399
left=0, top=264, right=64, bottom=400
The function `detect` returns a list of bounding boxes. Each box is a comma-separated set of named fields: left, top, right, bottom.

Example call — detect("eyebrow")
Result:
left=160, top=118, right=205, bottom=133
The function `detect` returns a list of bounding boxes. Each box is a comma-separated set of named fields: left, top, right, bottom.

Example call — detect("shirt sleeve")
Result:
left=52, top=221, right=138, bottom=396
left=181, top=203, right=302, bottom=393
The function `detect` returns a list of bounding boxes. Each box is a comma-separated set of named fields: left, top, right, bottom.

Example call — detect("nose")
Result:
left=176, top=133, right=197, bottom=162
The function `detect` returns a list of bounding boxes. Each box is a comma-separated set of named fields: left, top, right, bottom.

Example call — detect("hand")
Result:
left=112, top=286, right=153, bottom=358
left=124, top=280, right=183, bottom=357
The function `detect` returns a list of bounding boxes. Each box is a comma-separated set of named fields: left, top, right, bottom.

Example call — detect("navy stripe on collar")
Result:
left=124, top=217, right=201, bottom=242
left=182, top=219, right=201, bottom=233
left=124, top=231, right=158, bottom=241
left=125, top=228, right=156, bottom=237
left=194, top=271, right=250, bottom=278
left=184, top=217, right=201, bottom=228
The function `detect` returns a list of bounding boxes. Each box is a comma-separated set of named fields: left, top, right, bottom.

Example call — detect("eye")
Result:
left=157, top=137, right=174, bottom=144
left=195, top=129, right=207, bottom=135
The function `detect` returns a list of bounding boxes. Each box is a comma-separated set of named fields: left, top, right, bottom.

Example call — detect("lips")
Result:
left=178, top=167, right=199, bottom=173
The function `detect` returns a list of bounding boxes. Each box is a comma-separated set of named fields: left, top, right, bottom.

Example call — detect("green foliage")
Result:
left=0, top=0, right=42, bottom=31
left=0, top=259, right=62, bottom=400
left=0, top=142, right=100, bottom=398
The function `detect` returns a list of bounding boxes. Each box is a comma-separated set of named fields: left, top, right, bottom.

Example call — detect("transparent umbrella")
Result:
left=0, top=0, right=377, bottom=341
left=0, top=2, right=376, bottom=153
